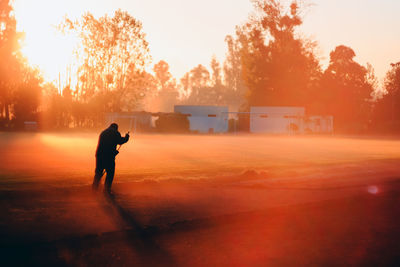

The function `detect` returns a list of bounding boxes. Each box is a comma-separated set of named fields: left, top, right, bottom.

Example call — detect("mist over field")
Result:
left=2, top=132, right=400, bottom=188
left=2, top=0, right=400, bottom=264
left=2, top=132, right=400, bottom=266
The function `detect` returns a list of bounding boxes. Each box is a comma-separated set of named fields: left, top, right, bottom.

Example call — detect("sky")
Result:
left=13, top=0, right=400, bottom=86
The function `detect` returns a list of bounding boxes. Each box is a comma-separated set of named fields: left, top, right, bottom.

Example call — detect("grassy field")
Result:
left=1, top=132, right=400, bottom=266
left=1, top=132, right=400, bottom=186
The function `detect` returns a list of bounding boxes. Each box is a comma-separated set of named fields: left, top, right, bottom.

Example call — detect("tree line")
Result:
left=0, top=0, right=399, bottom=133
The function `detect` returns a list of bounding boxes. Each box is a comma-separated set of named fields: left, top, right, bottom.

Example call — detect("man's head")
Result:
left=110, top=123, right=118, bottom=131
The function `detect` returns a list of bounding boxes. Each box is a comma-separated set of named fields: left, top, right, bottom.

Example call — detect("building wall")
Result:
left=305, top=116, right=334, bottom=134
left=174, top=105, right=228, bottom=133
left=250, top=107, right=305, bottom=134
left=105, top=112, right=152, bottom=132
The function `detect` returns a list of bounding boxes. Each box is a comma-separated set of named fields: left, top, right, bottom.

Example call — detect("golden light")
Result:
left=14, top=0, right=81, bottom=84
left=20, top=30, right=78, bottom=81
left=12, top=0, right=398, bottom=85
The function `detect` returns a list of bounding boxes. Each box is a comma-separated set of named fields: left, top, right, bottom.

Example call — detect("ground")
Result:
left=1, top=132, right=400, bottom=266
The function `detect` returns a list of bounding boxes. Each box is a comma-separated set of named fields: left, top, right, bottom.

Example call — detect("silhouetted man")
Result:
left=93, top=123, right=129, bottom=194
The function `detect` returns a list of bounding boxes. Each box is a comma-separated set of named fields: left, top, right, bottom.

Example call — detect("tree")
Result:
left=154, top=60, right=172, bottom=91
left=152, top=60, right=179, bottom=112
left=372, top=62, right=400, bottom=132
left=13, top=66, right=43, bottom=126
left=223, top=35, right=248, bottom=111
left=209, top=56, right=228, bottom=104
left=384, top=62, right=400, bottom=101
left=190, top=64, right=210, bottom=89
left=0, top=0, right=22, bottom=122
left=61, top=10, right=151, bottom=114
left=183, top=64, right=213, bottom=105
left=180, top=72, right=190, bottom=97
left=320, top=45, right=374, bottom=132
left=207, top=56, right=234, bottom=107
left=0, top=0, right=43, bottom=129
left=210, top=56, right=222, bottom=87
left=233, top=0, right=321, bottom=109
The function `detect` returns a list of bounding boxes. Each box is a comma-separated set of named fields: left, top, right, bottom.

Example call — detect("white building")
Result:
left=304, top=116, right=334, bottom=134
left=249, top=107, right=334, bottom=134
left=174, top=105, right=228, bottom=133
left=250, top=107, right=305, bottom=134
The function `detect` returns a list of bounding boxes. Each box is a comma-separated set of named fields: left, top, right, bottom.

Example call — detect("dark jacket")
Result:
left=95, top=126, right=129, bottom=160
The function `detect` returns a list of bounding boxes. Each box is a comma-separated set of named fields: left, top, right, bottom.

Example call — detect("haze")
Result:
left=14, top=0, right=400, bottom=83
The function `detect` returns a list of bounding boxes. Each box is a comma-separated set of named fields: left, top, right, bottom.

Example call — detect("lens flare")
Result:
left=367, top=185, right=379, bottom=195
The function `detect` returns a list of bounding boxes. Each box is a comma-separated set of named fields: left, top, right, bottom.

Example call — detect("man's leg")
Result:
left=92, top=158, right=104, bottom=190
left=104, top=160, right=115, bottom=194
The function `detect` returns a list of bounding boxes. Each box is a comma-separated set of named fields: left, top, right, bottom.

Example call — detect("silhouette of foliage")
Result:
left=372, top=62, right=400, bottom=132
left=49, top=10, right=153, bottom=128
left=223, top=35, right=247, bottom=111
left=60, top=10, right=151, bottom=113
left=320, top=45, right=374, bottom=133
left=0, top=0, right=394, bottom=134
left=153, top=60, right=179, bottom=112
left=235, top=0, right=321, bottom=108
left=181, top=64, right=212, bottom=105
left=0, top=0, right=42, bottom=129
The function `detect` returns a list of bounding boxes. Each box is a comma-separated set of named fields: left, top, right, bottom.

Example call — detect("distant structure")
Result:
left=249, top=107, right=333, bottom=134
left=304, top=115, right=334, bottom=134
left=250, top=107, right=305, bottom=134
left=24, top=121, right=38, bottom=131
left=105, top=112, right=153, bottom=132
left=105, top=106, right=333, bottom=134
left=174, top=105, right=228, bottom=133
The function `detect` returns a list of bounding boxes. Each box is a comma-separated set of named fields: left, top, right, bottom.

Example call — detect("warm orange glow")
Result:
left=2, top=133, right=400, bottom=184
left=21, top=31, right=78, bottom=83
left=14, top=1, right=82, bottom=83
left=1, top=133, right=400, bottom=265
left=13, top=0, right=400, bottom=85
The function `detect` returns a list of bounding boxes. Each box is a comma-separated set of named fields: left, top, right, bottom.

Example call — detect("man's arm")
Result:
left=116, top=132, right=129, bottom=145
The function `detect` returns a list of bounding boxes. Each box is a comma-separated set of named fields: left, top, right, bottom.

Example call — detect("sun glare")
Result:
left=14, top=0, right=80, bottom=84
left=20, top=30, right=78, bottom=82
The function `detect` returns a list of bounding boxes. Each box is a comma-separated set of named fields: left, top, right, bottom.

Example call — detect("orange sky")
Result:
left=13, top=0, right=400, bottom=87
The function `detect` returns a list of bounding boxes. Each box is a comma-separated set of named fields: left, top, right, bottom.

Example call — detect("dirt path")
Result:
left=1, top=166, right=400, bottom=266
left=2, top=134, right=400, bottom=266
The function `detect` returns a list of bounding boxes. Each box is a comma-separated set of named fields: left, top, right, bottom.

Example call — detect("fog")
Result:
left=2, top=132, right=400, bottom=265
left=1, top=132, right=400, bottom=189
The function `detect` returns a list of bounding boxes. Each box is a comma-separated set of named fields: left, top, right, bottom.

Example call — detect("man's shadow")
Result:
left=100, top=193, right=177, bottom=266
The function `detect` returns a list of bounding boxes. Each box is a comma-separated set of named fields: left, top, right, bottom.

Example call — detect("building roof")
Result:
left=250, top=106, right=305, bottom=115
